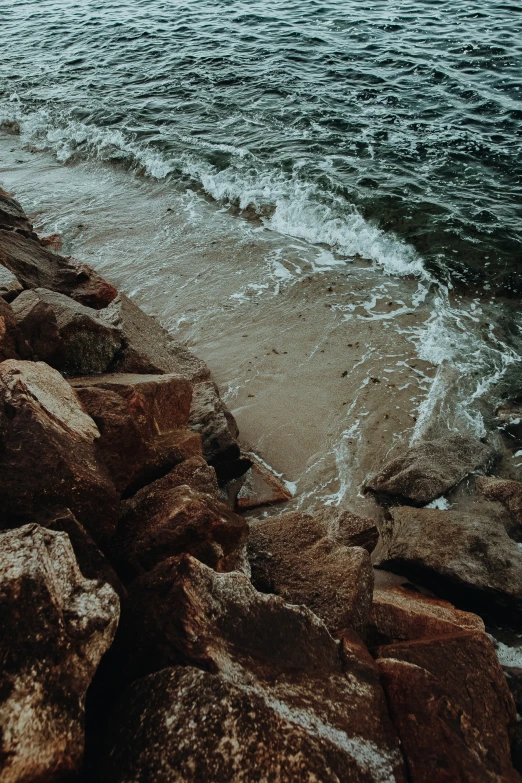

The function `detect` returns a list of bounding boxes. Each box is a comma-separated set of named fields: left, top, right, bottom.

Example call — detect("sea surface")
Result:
left=1, top=0, right=522, bottom=510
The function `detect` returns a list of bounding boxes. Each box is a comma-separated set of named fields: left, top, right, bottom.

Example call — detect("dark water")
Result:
left=1, top=0, right=521, bottom=289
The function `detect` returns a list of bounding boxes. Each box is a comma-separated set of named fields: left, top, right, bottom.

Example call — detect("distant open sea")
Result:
left=1, top=0, right=521, bottom=291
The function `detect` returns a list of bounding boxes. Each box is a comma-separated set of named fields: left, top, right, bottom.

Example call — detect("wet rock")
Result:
left=70, top=372, right=196, bottom=493
left=376, top=631, right=519, bottom=783
left=0, top=229, right=118, bottom=309
left=0, top=187, right=34, bottom=235
left=248, top=510, right=374, bottom=637
left=0, top=360, right=119, bottom=543
left=102, top=555, right=406, bottom=783
left=102, top=293, right=210, bottom=380
left=368, top=584, right=485, bottom=648
left=0, top=523, right=119, bottom=783
left=365, top=434, right=495, bottom=504
left=27, top=288, right=122, bottom=376
left=236, top=451, right=293, bottom=510
left=10, top=288, right=63, bottom=364
left=374, top=505, right=522, bottom=621
left=115, top=481, right=248, bottom=580
left=476, top=475, right=522, bottom=540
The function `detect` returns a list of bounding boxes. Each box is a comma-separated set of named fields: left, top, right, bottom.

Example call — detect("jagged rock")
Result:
left=315, top=506, right=379, bottom=552
left=131, top=454, right=220, bottom=497
left=115, top=481, right=248, bottom=580
left=368, top=585, right=485, bottom=648
left=248, top=510, right=374, bottom=637
left=102, top=555, right=406, bottom=783
left=10, top=288, right=63, bottom=363
left=236, top=452, right=293, bottom=510
left=70, top=372, right=196, bottom=493
left=476, top=475, right=522, bottom=540
left=0, top=524, right=119, bottom=783
left=0, top=187, right=34, bottom=235
left=22, top=288, right=122, bottom=376
left=0, top=297, right=29, bottom=360
left=102, top=293, right=210, bottom=381
left=0, top=263, right=23, bottom=302
left=0, top=360, right=119, bottom=542
left=365, top=434, right=494, bottom=504
left=0, top=229, right=117, bottom=309
left=376, top=631, right=519, bottom=783
left=374, top=506, right=522, bottom=621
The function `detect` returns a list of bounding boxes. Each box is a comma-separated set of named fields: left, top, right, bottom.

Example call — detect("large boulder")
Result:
left=376, top=631, right=519, bottom=783
left=0, top=297, right=29, bottom=361
left=102, top=555, right=406, bottom=783
left=477, top=475, right=522, bottom=540
left=374, top=506, right=522, bottom=621
left=0, top=524, right=119, bottom=783
left=248, top=510, right=374, bottom=637
left=0, top=360, right=119, bottom=542
left=115, top=479, right=248, bottom=580
left=0, top=229, right=118, bottom=309
left=10, top=288, right=63, bottom=364
left=0, top=264, right=23, bottom=302
left=0, top=187, right=35, bottom=235
left=235, top=452, right=293, bottom=510
left=70, top=372, right=196, bottom=493
left=365, top=434, right=494, bottom=504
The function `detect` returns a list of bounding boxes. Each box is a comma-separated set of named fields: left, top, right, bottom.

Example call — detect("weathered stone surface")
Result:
left=315, top=506, right=380, bottom=553
left=10, top=288, right=63, bottom=364
left=103, top=555, right=406, bottom=783
left=132, top=454, right=220, bottom=497
left=0, top=297, right=27, bottom=361
left=115, top=481, right=248, bottom=580
left=248, top=510, right=374, bottom=637
left=368, top=585, right=485, bottom=648
left=477, top=475, right=522, bottom=540
left=70, top=372, right=195, bottom=493
left=0, top=229, right=118, bottom=309
left=365, top=434, right=494, bottom=504
left=0, top=360, right=119, bottom=542
left=376, top=631, right=519, bottom=783
left=0, top=264, right=23, bottom=302
left=374, top=506, right=522, bottom=621
left=102, top=293, right=210, bottom=381
left=27, top=288, right=122, bottom=376
left=0, top=187, right=34, bottom=235
left=236, top=452, right=293, bottom=510
left=0, top=524, right=119, bottom=783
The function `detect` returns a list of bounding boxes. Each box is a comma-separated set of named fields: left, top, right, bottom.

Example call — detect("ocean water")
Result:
left=1, top=0, right=522, bottom=508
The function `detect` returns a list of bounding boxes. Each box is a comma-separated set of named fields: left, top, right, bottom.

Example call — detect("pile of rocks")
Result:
left=0, top=187, right=520, bottom=782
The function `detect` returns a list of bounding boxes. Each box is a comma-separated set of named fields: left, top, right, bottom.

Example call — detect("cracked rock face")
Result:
left=103, top=555, right=406, bottom=783
left=0, top=524, right=119, bottom=783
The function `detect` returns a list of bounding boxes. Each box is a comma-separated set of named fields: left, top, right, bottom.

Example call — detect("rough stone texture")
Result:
left=248, top=510, right=374, bottom=637
left=103, top=555, right=406, bottom=783
left=0, top=297, right=28, bottom=361
left=315, top=506, right=380, bottom=553
left=476, top=475, right=522, bottom=541
left=365, top=434, right=495, bottom=504
left=10, top=288, right=63, bottom=364
left=374, top=505, right=522, bottom=621
left=236, top=452, right=293, bottom=510
left=0, top=360, right=119, bottom=543
left=368, top=585, right=485, bottom=648
left=0, top=228, right=118, bottom=309
left=0, top=264, right=23, bottom=302
left=129, top=454, right=220, bottom=497
left=102, top=293, right=210, bottom=381
left=0, top=524, right=119, bottom=783
left=70, top=372, right=196, bottom=493
left=27, top=288, right=122, bottom=376
left=376, top=631, right=519, bottom=783
left=0, top=187, right=34, bottom=235
left=115, top=482, right=248, bottom=580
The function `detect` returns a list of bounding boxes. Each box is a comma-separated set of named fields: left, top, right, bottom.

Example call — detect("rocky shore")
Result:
left=1, top=185, right=522, bottom=782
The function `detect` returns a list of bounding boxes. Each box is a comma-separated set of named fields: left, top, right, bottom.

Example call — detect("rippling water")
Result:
left=1, top=0, right=521, bottom=290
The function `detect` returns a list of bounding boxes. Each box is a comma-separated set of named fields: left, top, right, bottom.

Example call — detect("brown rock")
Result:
left=0, top=229, right=117, bottom=309
left=0, top=360, right=119, bottom=543
left=102, top=555, right=406, bottom=783
left=368, top=585, right=485, bottom=647
left=365, top=434, right=495, bottom=504
left=0, top=297, right=27, bottom=361
left=0, top=187, right=34, bottom=235
left=10, top=288, right=63, bottom=364
left=376, top=631, right=519, bottom=783
left=248, top=510, right=374, bottom=637
left=134, top=454, right=220, bottom=497
left=374, top=505, right=522, bottom=621
left=0, top=264, right=23, bottom=302
left=0, top=524, right=119, bottom=783
left=236, top=452, right=293, bottom=510
left=477, top=475, right=522, bottom=540
left=70, top=372, right=195, bottom=493
left=315, top=506, right=380, bottom=552
left=115, top=482, right=248, bottom=580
